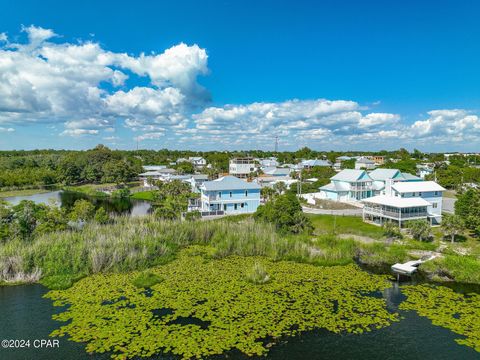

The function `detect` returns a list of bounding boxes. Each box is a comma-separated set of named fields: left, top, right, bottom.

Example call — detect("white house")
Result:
left=189, top=157, right=207, bottom=168
left=298, top=159, right=332, bottom=169
left=199, top=176, right=261, bottom=215
left=362, top=180, right=445, bottom=226
left=416, top=164, right=434, bottom=179
left=259, top=157, right=279, bottom=168
left=318, top=168, right=424, bottom=203
left=355, top=157, right=376, bottom=170
left=229, top=158, right=258, bottom=178
left=318, top=169, right=377, bottom=202
left=139, top=168, right=177, bottom=186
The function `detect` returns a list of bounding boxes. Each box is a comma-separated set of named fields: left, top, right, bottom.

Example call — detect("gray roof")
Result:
left=201, top=176, right=261, bottom=191
left=263, top=167, right=291, bottom=176
left=401, top=172, right=422, bottom=181
left=191, top=174, right=209, bottom=180
left=368, top=168, right=401, bottom=181
left=320, top=182, right=350, bottom=192
left=331, top=169, right=370, bottom=182
left=356, top=157, right=375, bottom=164
left=336, top=156, right=352, bottom=161
left=301, top=159, right=332, bottom=167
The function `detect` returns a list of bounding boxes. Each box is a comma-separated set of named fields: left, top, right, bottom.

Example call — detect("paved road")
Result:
left=302, top=206, right=363, bottom=216
left=442, top=197, right=456, bottom=214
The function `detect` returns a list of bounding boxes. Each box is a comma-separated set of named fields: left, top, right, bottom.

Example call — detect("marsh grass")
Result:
left=0, top=216, right=315, bottom=288
left=308, top=214, right=384, bottom=239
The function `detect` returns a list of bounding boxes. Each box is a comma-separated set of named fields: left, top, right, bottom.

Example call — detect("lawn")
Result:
left=130, top=191, right=156, bottom=201
left=0, top=188, right=51, bottom=198
left=308, top=214, right=385, bottom=239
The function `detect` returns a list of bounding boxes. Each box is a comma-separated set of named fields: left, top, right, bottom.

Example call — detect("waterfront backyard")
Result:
left=1, top=211, right=480, bottom=359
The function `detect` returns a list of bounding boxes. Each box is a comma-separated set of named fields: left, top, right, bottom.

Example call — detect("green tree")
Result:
left=69, top=199, right=96, bottom=222
left=261, top=187, right=276, bottom=202
left=94, top=207, right=110, bottom=224
left=254, top=193, right=313, bottom=234
left=441, top=214, right=465, bottom=243
left=382, top=221, right=402, bottom=239
left=407, top=219, right=431, bottom=241
left=455, top=189, right=480, bottom=235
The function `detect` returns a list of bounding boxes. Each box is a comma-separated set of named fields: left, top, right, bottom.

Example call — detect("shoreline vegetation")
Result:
left=1, top=214, right=479, bottom=289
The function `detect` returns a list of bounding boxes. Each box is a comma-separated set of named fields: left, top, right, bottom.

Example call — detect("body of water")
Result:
left=0, top=282, right=478, bottom=360
left=4, top=190, right=151, bottom=216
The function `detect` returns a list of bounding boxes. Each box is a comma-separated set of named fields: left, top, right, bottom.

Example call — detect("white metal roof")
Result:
left=361, top=195, right=430, bottom=208
left=331, top=169, right=370, bottom=182
left=368, top=168, right=401, bottom=180
left=391, top=181, right=445, bottom=193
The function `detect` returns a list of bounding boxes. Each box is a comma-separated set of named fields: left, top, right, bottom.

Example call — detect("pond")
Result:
left=0, top=281, right=478, bottom=360
left=3, top=190, right=152, bottom=216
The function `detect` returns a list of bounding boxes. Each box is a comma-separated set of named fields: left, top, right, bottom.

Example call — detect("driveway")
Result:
left=302, top=206, right=363, bottom=217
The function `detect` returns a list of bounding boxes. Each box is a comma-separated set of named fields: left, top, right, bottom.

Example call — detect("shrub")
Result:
left=245, top=262, right=270, bottom=284
left=382, top=221, right=403, bottom=239
left=254, top=193, right=313, bottom=234
left=407, top=219, right=431, bottom=242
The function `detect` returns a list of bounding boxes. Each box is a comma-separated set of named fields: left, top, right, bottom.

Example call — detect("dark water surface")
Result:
left=4, top=190, right=151, bottom=216
left=0, top=282, right=478, bottom=360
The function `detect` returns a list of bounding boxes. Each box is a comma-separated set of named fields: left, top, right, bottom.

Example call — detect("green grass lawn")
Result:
left=130, top=191, right=156, bottom=201
left=308, top=214, right=385, bottom=239
left=0, top=188, right=51, bottom=198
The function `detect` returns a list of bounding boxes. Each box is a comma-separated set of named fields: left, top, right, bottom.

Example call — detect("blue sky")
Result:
left=0, top=0, right=479, bottom=151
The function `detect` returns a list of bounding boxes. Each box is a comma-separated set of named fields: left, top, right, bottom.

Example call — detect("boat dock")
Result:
left=391, top=254, right=438, bottom=280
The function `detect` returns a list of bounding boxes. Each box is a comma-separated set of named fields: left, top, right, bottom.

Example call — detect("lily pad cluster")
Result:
left=46, top=246, right=398, bottom=359
left=400, top=284, right=480, bottom=352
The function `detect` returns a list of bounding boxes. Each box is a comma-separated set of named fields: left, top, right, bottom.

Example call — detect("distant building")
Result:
left=139, top=168, right=177, bottom=186
left=298, top=159, right=332, bottom=169
left=188, top=157, right=207, bottom=168
left=366, top=155, right=385, bottom=166
left=416, top=164, right=434, bottom=179
left=199, top=176, right=261, bottom=214
left=142, top=165, right=167, bottom=171
left=229, top=158, right=257, bottom=178
left=355, top=157, right=376, bottom=170
left=259, top=157, right=279, bottom=168
left=262, top=167, right=292, bottom=177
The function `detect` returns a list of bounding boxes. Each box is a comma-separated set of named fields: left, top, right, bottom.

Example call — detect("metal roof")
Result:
left=368, top=168, right=401, bottom=180
left=331, top=169, right=371, bottom=182
left=201, top=176, right=261, bottom=191
left=362, top=195, right=431, bottom=208
left=391, top=181, right=445, bottom=193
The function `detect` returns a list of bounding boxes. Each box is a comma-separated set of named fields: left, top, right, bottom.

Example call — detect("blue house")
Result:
left=199, top=176, right=261, bottom=214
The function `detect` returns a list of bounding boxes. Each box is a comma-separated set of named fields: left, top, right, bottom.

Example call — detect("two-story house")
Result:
left=189, top=157, right=207, bottom=168
left=318, top=169, right=376, bottom=201
left=199, top=176, right=261, bottom=214
left=229, top=158, right=258, bottom=178
left=362, top=180, right=445, bottom=226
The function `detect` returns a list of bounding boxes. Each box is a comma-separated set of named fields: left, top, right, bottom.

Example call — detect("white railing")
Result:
left=364, top=207, right=428, bottom=219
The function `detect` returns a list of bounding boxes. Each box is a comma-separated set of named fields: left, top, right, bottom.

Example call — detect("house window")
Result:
left=412, top=192, right=416, bottom=197
left=229, top=191, right=233, bottom=198
left=419, top=192, right=422, bottom=196
left=241, top=203, right=244, bottom=208
left=433, top=203, right=438, bottom=208
left=223, top=204, right=227, bottom=211
left=218, top=192, right=222, bottom=198
left=245, top=190, right=248, bottom=197
left=434, top=191, right=438, bottom=196
left=234, top=203, right=238, bottom=210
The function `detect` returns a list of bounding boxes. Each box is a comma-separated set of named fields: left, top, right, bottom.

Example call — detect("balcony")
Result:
left=364, top=206, right=428, bottom=219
